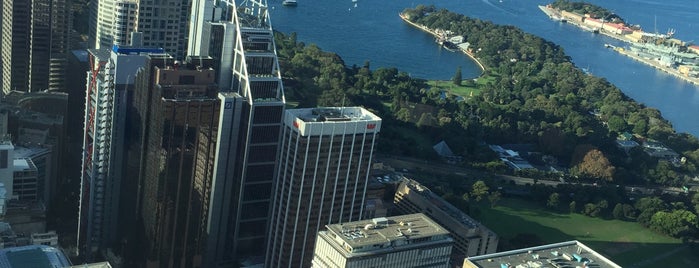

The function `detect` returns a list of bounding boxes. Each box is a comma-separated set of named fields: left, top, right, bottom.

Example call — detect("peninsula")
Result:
left=399, top=12, right=485, bottom=76
left=540, top=1, right=699, bottom=85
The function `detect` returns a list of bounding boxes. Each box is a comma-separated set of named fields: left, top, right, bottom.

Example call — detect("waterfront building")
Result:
left=462, top=240, right=621, bottom=268
left=394, top=178, right=499, bottom=259
left=91, top=0, right=193, bottom=60
left=266, top=107, right=382, bottom=268
left=77, top=45, right=165, bottom=259
left=202, top=0, right=286, bottom=266
left=312, top=213, right=453, bottom=268
left=132, top=54, right=220, bottom=268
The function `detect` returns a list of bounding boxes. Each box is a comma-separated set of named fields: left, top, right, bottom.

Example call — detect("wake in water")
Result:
left=481, top=0, right=519, bottom=16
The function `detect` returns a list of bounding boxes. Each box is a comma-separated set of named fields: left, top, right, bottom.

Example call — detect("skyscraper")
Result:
left=1, top=0, right=71, bottom=94
left=2, top=0, right=31, bottom=94
left=202, top=0, right=286, bottom=266
left=77, top=45, right=165, bottom=259
left=132, top=55, right=220, bottom=268
left=90, top=0, right=193, bottom=60
left=266, top=107, right=382, bottom=268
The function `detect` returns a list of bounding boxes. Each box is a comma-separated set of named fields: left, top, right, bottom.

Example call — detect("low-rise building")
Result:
left=312, top=213, right=453, bottom=268
left=394, top=178, right=498, bottom=259
left=462, top=240, right=621, bottom=268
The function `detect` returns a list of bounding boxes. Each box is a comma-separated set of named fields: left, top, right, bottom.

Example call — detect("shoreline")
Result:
left=538, top=5, right=699, bottom=86
left=399, top=13, right=485, bottom=78
left=615, top=48, right=699, bottom=85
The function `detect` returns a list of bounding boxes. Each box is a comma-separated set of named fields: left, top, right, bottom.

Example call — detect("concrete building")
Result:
left=394, top=178, right=498, bottom=259
left=133, top=55, right=220, bottom=268
left=0, top=141, right=14, bottom=201
left=203, top=0, right=286, bottom=266
left=462, top=240, right=621, bottom=268
left=12, top=158, right=38, bottom=201
left=266, top=107, right=382, bottom=268
left=312, top=213, right=453, bottom=268
left=90, top=0, right=193, bottom=60
left=77, top=45, right=165, bottom=259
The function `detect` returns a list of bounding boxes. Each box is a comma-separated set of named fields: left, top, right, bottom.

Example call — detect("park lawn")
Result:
left=426, top=80, right=481, bottom=98
left=473, top=198, right=698, bottom=266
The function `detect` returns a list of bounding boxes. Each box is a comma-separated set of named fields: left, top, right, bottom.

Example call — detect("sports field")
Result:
left=474, top=198, right=699, bottom=267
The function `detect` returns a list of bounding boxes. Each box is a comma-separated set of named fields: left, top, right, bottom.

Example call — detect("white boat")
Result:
left=352, top=0, right=358, bottom=2
left=282, top=0, right=297, bottom=6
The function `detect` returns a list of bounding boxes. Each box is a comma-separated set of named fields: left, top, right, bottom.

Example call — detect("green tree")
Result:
left=692, top=192, right=699, bottom=214
left=471, top=180, right=490, bottom=202
left=569, top=201, right=577, bottom=214
left=453, top=66, right=462, bottom=86
left=613, top=203, right=624, bottom=220
left=649, top=209, right=698, bottom=237
left=547, top=193, right=560, bottom=209
left=488, top=191, right=502, bottom=208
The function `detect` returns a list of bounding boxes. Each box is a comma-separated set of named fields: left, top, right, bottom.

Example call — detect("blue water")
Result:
left=269, top=0, right=699, bottom=136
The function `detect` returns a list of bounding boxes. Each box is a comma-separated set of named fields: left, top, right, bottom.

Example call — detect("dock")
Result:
left=615, top=48, right=699, bottom=85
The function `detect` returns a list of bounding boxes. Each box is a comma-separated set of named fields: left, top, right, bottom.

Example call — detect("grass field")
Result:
left=427, top=73, right=499, bottom=98
left=474, top=198, right=699, bottom=267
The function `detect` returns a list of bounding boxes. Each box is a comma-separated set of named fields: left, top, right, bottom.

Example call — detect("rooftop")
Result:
left=463, top=241, right=621, bottom=268
left=290, top=107, right=381, bottom=123
left=0, top=245, right=71, bottom=268
left=325, top=213, right=450, bottom=253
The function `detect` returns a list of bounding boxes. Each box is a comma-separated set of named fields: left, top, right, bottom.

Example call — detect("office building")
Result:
left=12, top=158, right=38, bottom=201
left=0, top=245, right=71, bottom=267
left=2, top=0, right=31, bottom=94
left=312, top=213, right=453, bottom=268
left=0, top=140, right=14, bottom=200
left=77, top=45, right=164, bottom=259
left=1, top=0, right=71, bottom=94
left=394, top=178, right=499, bottom=259
left=91, top=0, right=193, bottom=59
left=266, top=107, right=382, bottom=268
left=133, top=55, right=219, bottom=268
left=203, top=0, right=286, bottom=266
left=462, top=240, right=621, bottom=268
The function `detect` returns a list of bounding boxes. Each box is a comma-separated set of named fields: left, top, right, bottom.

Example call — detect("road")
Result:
left=375, top=154, right=688, bottom=195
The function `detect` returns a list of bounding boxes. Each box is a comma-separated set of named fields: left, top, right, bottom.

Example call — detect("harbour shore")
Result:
left=399, top=13, right=486, bottom=76
left=614, top=48, right=699, bottom=85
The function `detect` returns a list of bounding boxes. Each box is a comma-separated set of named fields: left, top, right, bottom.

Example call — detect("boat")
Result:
left=282, top=0, right=297, bottom=6
left=352, top=0, right=358, bottom=2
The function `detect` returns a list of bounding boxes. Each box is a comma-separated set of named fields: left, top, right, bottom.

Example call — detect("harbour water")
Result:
left=269, top=0, right=699, bottom=136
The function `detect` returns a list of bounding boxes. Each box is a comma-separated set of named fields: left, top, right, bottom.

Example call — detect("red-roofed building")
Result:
left=689, top=45, right=699, bottom=55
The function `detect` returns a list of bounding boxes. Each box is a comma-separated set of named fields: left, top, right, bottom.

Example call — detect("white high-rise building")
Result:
left=312, top=213, right=454, bottom=268
left=91, top=0, right=193, bottom=60
left=77, top=45, right=165, bottom=258
left=266, top=107, right=382, bottom=268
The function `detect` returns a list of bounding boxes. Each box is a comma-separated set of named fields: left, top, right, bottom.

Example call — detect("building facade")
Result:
left=312, top=213, right=453, bottom=268
left=394, top=178, right=499, bottom=259
left=1, top=0, right=71, bottom=94
left=77, top=46, right=164, bottom=259
left=91, top=0, right=193, bottom=60
left=133, top=55, right=220, bottom=268
left=202, top=0, right=286, bottom=266
left=266, top=107, right=382, bottom=268
left=462, top=240, right=622, bottom=268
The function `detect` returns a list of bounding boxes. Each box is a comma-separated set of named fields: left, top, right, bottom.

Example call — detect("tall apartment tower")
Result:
left=202, top=0, right=286, bottom=266
left=1, top=0, right=71, bottom=94
left=266, top=107, right=382, bottom=268
left=132, top=55, right=220, bottom=268
left=77, top=45, right=165, bottom=259
left=312, top=213, right=454, bottom=268
left=90, top=0, right=193, bottom=59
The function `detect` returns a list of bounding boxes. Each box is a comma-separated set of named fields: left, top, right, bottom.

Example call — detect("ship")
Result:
left=628, top=36, right=699, bottom=66
left=282, top=0, right=297, bottom=6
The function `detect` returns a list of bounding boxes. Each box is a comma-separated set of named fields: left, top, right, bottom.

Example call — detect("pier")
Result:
left=615, top=48, right=699, bottom=85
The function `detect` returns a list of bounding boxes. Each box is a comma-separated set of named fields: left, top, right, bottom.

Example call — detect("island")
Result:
left=540, top=0, right=699, bottom=85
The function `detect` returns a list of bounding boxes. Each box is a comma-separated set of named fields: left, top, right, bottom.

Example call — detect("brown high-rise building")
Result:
left=132, top=55, right=220, bottom=268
